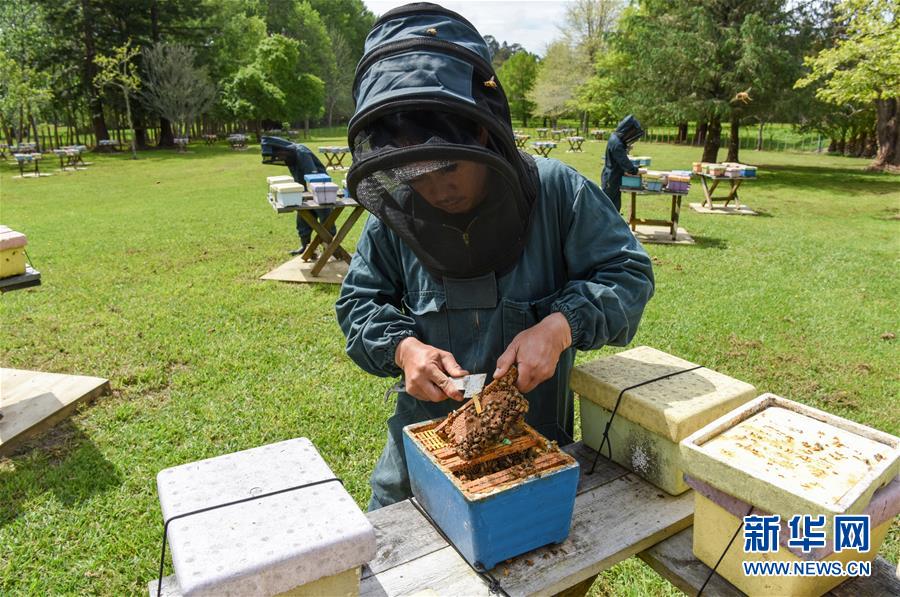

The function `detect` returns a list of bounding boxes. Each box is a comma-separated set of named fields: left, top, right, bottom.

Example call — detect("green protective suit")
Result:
left=335, top=157, right=655, bottom=510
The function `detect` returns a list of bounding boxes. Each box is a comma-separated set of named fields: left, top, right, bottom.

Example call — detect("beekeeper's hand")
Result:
left=395, top=337, right=469, bottom=402
left=494, top=312, right=572, bottom=393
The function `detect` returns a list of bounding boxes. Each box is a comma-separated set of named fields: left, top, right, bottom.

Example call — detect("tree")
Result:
left=606, top=0, right=794, bottom=162
left=141, top=42, right=216, bottom=140
left=0, top=51, right=52, bottom=148
left=484, top=35, right=525, bottom=69
left=795, top=0, right=900, bottom=170
left=265, top=0, right=334, bottom=79
left=94, top=41, right=141, bottom=158
left=497, top=52, right=538, bottom=126
left=560, top=0, right=623, bottom=62
left=294, top=73, right=325, bottom=137
left=528, top=41, right=591, bottom=126
left=322, top=28, right=355, bottom=127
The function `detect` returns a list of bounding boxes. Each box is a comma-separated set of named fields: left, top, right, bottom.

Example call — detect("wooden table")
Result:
left=268, top=193, right=364, bottom=277
left=97, top=139, right=122, bottom=152
left=640, top=526, right=900, bottom=597
left=227, top=135, right=248, bottom=150
left=53, top=146, right=87, bottom=170
left=514, top=133, right=530, bottom=148
left=697, top=173, right=752, bottom=209
left=153, top=442, right=693, bottom=597
left=203, top=134, right=218, bottom=145
left=566, top=136, right=585, bottom=152
left=536, top=128, right=549, bottom=139
left=532, top=141, right=557, bottom=157
left=590, top=129, right=605, bottom=141
left=318, top=146, right=351, bottom=169
left=13, top=153, right=41, bottom=177
left=628, top=188, right=688, bottom=241
left=551, top=129, right=564, bottom=141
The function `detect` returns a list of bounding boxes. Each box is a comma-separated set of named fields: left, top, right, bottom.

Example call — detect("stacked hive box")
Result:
left=571, top=346, right=757, bottom=495
left=0, top=226, right=27, bottom=279
left=156, top=438, right=376, bottom=596
left=309, top=182, right=339, bottom=205
left=403, top=418, right=579, bottom=571
left=642, top=170, right=667, bottom=192
left=270, top=182, right=305, bottom=207
left=303, top=173, right=332, bottom=189
left=681, top=394, right=899, bottom=596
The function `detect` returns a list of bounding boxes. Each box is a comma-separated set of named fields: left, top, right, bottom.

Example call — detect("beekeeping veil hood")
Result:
left=347, top=2, right=539, bottom=281
left=615, top=114, right=644, bottom=146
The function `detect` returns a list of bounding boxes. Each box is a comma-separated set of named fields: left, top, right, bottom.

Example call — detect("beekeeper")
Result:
left=335, top=3, right=655, bottom=510
left=601, top=115, right=645, bottom=211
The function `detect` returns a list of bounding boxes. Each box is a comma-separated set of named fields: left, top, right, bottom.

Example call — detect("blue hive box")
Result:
left=303, top=173, right=332, bottom=188
left=403, top=419, right=579, bottom=571
left=621, top=174, right=642, bottom=189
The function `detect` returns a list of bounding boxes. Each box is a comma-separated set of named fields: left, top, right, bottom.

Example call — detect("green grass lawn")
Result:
left=1, top=136, right=897, bottom=596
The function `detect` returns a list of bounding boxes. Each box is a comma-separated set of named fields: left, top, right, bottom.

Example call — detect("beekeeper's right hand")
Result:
left=395, top=337, right=468, bottom=402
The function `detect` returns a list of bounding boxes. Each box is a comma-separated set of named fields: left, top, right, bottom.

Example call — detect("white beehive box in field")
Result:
left=571, top=346, right=757, bottom=495
left=155, top=437, right=376, bottom=597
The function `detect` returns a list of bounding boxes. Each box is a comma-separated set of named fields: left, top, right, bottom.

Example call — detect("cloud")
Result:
left=363, top=0, right=571, bottom=56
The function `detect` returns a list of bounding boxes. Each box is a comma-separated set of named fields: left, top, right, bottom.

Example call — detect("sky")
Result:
left=362, top=1, right=572, bottom=57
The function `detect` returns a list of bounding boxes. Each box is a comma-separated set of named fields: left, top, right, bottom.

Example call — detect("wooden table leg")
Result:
left=305, top=208, right=353, bottom=262
left=671, top=195, right=683, bottom=240
left=727, top=179, right=744, bottom=207
left=311, top=206, right=364, bottom=277
left=630, top=192, right=637, bottom=230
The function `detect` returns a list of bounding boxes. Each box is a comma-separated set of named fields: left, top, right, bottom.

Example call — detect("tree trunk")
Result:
left=701, top=116, right=721, bottom=163
left=757, top=121, right=766, bottom=151
left=123, top=88, right=137, bottom=159
left=53, top=118, right=61, bottom=148
left=29, top=112, right=41, bottom=151
left=81, top=0, right=109, bottom=143
left=304, top=116, right=310, bottom=139
left=871, top=97, right=899, bottom=170
left=677, top=122, right=688, bottom=143
left=694, top=121, right=708, bottom=146
left=158, top=117, right=175, bottom=147
left=726, top=113, right=740, bottom=162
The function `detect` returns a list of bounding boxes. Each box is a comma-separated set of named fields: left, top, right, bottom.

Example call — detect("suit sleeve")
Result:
left=335, top=217, right=416, bottom=377
left=550, top=176, right=654, bottom=349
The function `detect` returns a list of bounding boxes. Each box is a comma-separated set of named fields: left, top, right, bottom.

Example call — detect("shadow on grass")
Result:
left=760, top=164, right=900, bottom=195
left=0, top=420, right=121, bottom=528
left=687, top=235, right=730, bottom=250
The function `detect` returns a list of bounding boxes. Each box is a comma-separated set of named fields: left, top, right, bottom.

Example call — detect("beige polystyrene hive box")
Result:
left=571, top=346, right=757, bottom=494
left=680, top=393, right=900, bottom=522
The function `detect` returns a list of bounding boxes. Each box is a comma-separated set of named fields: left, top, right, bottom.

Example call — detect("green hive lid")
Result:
left=681, top=393, right=900, bottom=518
left=570, top=346, right=757, bottom=442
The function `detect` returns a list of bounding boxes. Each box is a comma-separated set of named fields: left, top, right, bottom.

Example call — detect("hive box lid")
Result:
left=303, top=173, right=332, bottom=183
left=266, top=175, right=295, bottom=185
left=0, top=227, right=27, bottom=250
left=680, top=393, right=900, bottom=519
left=570, top=346, right=756, bottom=442
left=271, top=182, right=304, bottom=194
left=156, top=438, right=375, bottom=597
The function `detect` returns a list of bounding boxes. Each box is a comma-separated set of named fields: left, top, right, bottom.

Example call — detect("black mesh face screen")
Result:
left=352, top=153, right=530, bottom=279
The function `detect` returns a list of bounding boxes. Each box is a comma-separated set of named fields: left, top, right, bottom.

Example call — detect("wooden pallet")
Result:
left=0, top=368, right=110, bottom=455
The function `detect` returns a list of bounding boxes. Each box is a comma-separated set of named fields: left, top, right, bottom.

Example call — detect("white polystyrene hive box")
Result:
left=156, top=438, right=376, bottom=597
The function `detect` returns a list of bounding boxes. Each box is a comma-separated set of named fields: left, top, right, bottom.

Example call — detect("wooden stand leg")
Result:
left=311, top=206, right=364, bottom=277
left=306, top=208, right=353, bottom=262
left=670, top=195, right=678, bottom=239
left=630, top=192, right=637, bottom=230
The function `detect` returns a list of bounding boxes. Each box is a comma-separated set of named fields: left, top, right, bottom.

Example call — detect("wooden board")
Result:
left=639, top=527, right=900, bottom=597
left=0, top=368, right=110, bottom=455
left=631, top=225, right=695, bottom=246
left=356, top=442, right=692, bottom=597
left=0, top=266, right=41, bottom=292
left=260, top=255, right=349, bottom=285
left=689, top=203, right=758, bottom=216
